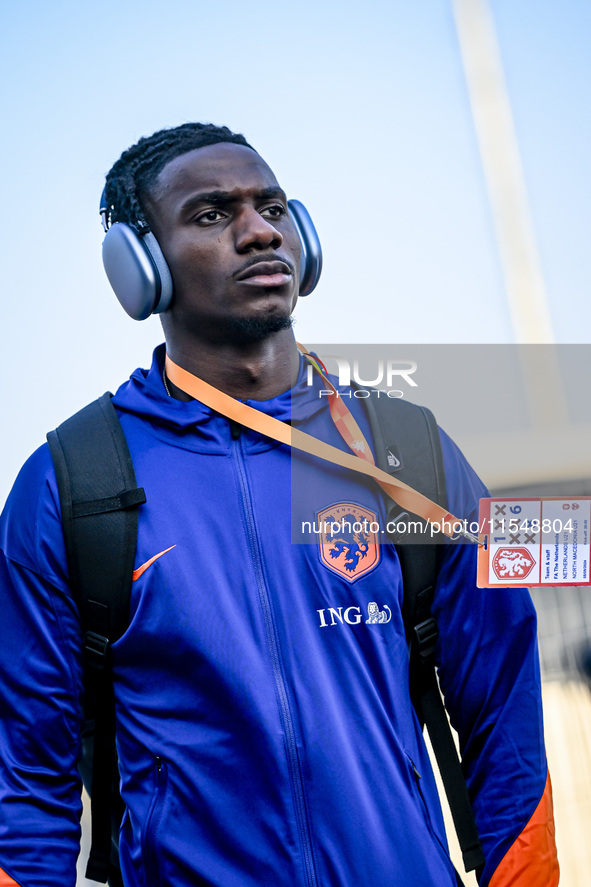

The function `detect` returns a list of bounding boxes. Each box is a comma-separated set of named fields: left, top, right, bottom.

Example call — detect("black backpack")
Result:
left=47, top=390, right=484, bottom=885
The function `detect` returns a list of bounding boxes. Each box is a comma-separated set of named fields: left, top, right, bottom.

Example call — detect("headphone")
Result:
left=100, top=189, right=323, bottom=321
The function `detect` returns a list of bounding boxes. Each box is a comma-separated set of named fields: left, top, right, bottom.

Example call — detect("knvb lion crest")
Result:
left=492, top=547, right=536, bottom=580
left=317, top=502, right=380, bottom=583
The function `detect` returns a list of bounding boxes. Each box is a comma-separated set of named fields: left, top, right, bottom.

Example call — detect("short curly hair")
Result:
left=103, top=122, right=254, bottom=230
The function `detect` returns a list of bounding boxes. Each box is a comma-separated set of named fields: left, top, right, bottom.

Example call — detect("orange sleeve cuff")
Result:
left=0, top=868, right=21, bottom=886
left=488, top=770, right=559, bottom=887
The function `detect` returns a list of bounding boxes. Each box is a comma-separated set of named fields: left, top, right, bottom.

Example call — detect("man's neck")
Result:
left=164, top=328, right=301, bottom=402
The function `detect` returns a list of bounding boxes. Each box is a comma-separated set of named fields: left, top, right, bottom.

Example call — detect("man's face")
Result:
left=144, top=142, right=301, bottom=345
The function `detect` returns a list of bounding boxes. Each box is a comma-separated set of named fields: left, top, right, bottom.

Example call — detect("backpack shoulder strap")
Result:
left=47, top=391, right=146, bottom=646
left=47, top=392, right=145, bottom=883
left=362, top=394, right=445, bottom=630
left=363, top=392, right=485, bottom=877
left=362, top=394, right=445, bottom=650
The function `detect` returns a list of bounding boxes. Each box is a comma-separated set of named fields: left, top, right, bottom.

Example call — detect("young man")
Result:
left=0, top=123, right=558, bottom=886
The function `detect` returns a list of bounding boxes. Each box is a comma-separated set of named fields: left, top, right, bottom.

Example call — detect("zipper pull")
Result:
left=229, top=419, right=242, bottom=440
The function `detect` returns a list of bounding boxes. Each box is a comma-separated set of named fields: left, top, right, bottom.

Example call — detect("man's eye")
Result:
left=261, top=204, right=286, bottom=219
left=196, top=209, right=225, bottom=225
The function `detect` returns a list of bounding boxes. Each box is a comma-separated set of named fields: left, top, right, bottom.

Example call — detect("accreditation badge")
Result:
left=476, top=497, right=591, bottom=588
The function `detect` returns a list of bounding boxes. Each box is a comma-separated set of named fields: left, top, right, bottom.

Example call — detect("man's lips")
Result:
left=234, top=260, right=293, bottom=287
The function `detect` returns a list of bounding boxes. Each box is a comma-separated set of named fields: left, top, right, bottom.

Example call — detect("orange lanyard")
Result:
left=299, top=346, right=376, bottom=467
left=164, top=352, right=479, bottom=544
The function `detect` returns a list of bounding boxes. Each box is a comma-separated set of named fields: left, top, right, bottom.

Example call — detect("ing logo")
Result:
left=317, top=602, right=392, bottom=628
left=317, top=502, right=380, bottom=583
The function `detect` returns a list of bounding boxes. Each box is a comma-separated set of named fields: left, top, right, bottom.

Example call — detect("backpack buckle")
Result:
left=84, top=631, right=110, bottom=670
left=414, top=618, right=439, bottom=659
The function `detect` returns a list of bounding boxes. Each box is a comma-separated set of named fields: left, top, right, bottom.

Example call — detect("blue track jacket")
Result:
left=0, top=346, right=556, bottom=886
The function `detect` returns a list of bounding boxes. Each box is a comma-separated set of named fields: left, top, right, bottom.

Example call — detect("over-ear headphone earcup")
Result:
left=102, top=223, right=173, bottom=321
left=288, top=199, right=323, bottom=297
left=141, top=232, right=173, bottom=314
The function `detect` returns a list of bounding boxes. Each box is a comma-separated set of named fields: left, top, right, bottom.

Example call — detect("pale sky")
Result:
left=1, top=0, right=589, bottom=505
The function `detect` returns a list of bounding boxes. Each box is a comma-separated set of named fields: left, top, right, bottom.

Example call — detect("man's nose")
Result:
left=234, top=206, right=283, bottom=252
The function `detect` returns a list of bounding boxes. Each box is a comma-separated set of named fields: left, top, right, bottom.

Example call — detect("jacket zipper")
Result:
left=143, top=756, right=168, bottom=885
left=233, top=432, right=318, bottom=887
